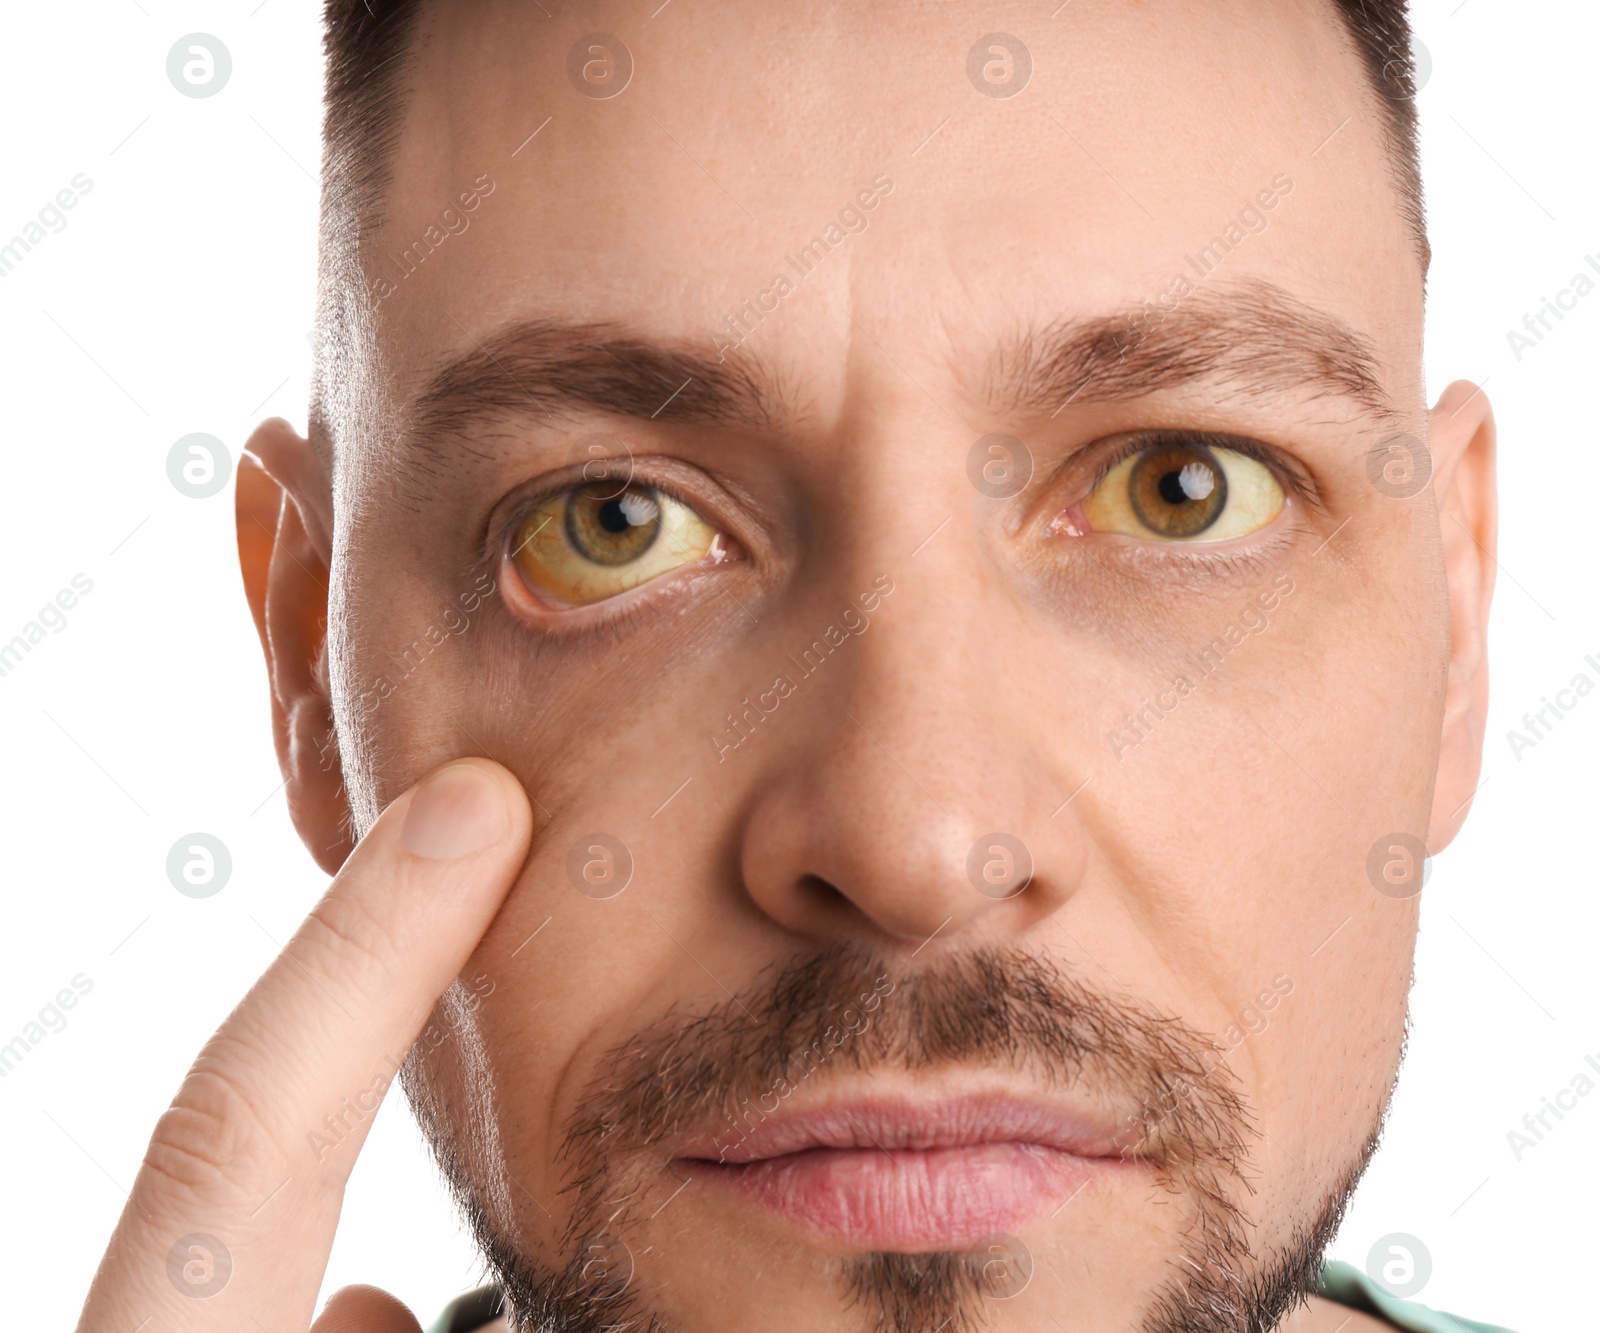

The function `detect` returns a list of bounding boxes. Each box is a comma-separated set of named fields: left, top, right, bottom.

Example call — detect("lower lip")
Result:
left=681, top=1141, right=1109, bottom=1250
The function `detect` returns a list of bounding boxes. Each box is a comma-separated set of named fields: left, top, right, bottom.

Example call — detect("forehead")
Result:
left=369, top=0, right=1419, bottom=420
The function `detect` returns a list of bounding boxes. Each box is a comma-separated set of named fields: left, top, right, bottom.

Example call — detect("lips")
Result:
left=676, top=1093, right=1145, bottom=1250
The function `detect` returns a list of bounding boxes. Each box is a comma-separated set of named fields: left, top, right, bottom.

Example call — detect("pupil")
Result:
left=1157, top=470, right=1189, bottom=506
left=598, top=499, right=631, bottom=533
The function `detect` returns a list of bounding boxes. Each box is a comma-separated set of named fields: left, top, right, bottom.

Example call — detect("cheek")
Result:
left=1252, top=908, right=1410, bottom=1170
left=341, top=578, right=760, bottom=1183
left=1084, top=543, right=1441, bottom=915
left=1066, top=550, right=1430, bottom=1150
left=455, top=767, right=754, bottom=1202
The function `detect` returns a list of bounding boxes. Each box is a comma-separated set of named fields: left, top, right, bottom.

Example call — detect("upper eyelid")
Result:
left=493, top=460, right=717, bottom=552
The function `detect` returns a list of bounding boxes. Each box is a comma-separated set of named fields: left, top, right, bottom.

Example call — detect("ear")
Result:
left=1424, top=381, right=1498, bottom=852
left=237, top=418, right=352, bottom=875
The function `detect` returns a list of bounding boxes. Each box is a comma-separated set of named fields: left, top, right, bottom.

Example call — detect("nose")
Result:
left=735, top=535, right=1090, bottom=949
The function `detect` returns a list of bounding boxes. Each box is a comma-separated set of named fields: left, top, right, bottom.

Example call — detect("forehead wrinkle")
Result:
left=982, top=278, right=1401, bottom=430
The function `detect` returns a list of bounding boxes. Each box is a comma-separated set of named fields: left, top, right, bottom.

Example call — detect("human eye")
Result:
left=1071, top=434, right=1287, bottom=542
left=508, top=478, right=736, bottom=608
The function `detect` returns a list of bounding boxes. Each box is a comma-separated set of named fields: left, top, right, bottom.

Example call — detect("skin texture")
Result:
left=78, top=2, right=1494, bottom=1331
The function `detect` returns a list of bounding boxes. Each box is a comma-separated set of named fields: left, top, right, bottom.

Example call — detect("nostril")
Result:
left=797, top=873, right=848, bottom=908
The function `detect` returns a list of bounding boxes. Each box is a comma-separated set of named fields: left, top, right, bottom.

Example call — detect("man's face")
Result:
left=261, top=1, right=1490, bottom=1328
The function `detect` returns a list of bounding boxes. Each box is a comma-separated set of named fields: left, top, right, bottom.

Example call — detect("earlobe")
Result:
left=237, top=418, right=352, bottom=875
left=1423, top=381, right=1498, bottom=852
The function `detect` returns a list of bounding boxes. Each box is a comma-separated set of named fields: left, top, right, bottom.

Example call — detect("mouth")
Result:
left=675, top=1091, right=1147, bottom=1251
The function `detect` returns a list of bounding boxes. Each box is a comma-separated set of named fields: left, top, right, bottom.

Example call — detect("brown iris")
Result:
left=563, top=482, right=662, bottom=566
left=1126, top=442, right=1228, bottom=538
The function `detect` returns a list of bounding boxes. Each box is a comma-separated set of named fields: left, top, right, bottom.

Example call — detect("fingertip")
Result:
left=457, top=755, right=535, bottom=835
left=400, top=758, right=533, bottom=862
left=310, top=1284, right=423, bottom=1333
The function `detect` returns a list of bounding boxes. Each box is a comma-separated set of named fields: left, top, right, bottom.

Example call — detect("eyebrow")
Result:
left=409, top=320, right=780, bottom=446
left=403, top=278, right=1396, bottom=471
left=985, top=277, right=1395, bottom=426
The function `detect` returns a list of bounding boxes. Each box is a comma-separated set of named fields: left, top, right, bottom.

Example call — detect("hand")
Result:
left=75, top=759, right=534, bottom=1333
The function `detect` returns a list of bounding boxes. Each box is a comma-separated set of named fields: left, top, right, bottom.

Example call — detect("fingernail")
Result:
left=402, top=762, right=509, bottom=860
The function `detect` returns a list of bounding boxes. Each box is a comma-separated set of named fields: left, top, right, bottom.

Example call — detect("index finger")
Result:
left=76, top=757, right=533, bottom=1333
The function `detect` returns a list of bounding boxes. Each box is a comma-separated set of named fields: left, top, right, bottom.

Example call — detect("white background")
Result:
left=0, top=4, right=1594, bottom=1330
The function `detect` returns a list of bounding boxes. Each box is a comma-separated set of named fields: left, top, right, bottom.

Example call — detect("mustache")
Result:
left=559, top=941, right=1253, bottom=1216
left=462, top=943, right=1275, bottom=1333
left=419, top=944, right=1375, bottom=1333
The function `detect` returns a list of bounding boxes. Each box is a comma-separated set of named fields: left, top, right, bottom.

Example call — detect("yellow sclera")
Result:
left=1083, top=443, right=1284, bottom=542
left=512, top=482, right=721, bottom=606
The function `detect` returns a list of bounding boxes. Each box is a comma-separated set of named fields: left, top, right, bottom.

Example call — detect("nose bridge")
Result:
left=734, top=507, right=1085, bottom=946
left=727, top=318, right=1094, bottom=942
left=807, top=355, right=1005, bottom=767
left=840, top=531, right=1003, bottom=794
